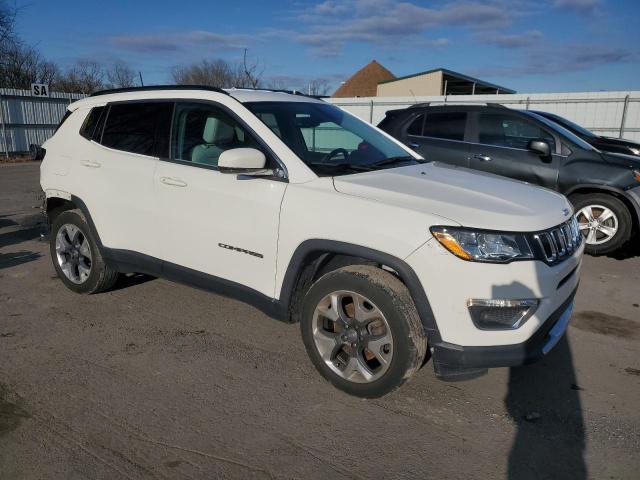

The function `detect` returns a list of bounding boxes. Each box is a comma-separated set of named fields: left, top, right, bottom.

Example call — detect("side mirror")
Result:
left=528, top=139, right=551, bottom=158
left=218, top=148, right=266, bottom=174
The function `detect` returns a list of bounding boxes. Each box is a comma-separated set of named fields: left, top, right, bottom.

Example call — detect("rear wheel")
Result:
left=570, top=193, right=632, bottom=255
left=50, top=209, right=119, bottom=293
left=300, top=265, right=426, bottom=398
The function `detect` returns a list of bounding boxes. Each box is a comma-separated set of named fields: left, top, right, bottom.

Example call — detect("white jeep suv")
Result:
left=40, top=86, right=583, bottom=397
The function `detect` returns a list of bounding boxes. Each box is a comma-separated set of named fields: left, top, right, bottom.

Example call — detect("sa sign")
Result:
left=31, top=83, right=49, bottom=97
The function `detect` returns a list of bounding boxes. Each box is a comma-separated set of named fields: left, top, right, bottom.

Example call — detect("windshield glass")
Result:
left=525, top=112, right=597, bottom=151
left=535, top=111, right=597, bottom=139
left=245, top=101, right=422, bottom=175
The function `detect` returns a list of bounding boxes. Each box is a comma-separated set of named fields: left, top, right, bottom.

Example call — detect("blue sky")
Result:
left=15, top=0, right=640, bottom=93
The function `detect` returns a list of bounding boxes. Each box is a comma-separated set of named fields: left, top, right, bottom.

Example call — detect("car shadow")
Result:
left=605, top=240, right=640, bottom=260
left=0, top=250, right=41, bottom=270
left=109, top=273, right=156, bottom=292
left=0, top=226, right=43, bottom=249
left=505, top=335, right=586, bottom=479
left=490, top=280, right=586, bottom=479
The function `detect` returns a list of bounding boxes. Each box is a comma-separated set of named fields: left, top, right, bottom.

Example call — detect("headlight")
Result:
left=628, top=147, right=640, bottom=156
left=633, top=169, right=640, bottom=182
left=430, top=226, right=534, bottom=263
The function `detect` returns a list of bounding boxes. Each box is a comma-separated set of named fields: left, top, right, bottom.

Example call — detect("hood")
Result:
left=597, top=136, right=640, bottom=149
left=601, top=151, right=640, bottom=169
left=333, top=162, right=572, bottom=232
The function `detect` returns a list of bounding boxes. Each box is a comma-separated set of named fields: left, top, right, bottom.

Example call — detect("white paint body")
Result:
left=40, top=88, right=582, bottom=348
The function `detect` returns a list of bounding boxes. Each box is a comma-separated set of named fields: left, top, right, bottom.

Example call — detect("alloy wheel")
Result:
left=55, top=224, right=92, bottom=284
left=312, top=290, right=393, bottom=384
left=576, top=205, right=619, bottom=245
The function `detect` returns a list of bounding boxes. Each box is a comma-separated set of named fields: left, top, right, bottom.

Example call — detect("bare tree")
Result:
left=0, top=0, right=16, bottom=46
left=0, top=42, right=58, bottom=89
left=307, top=78, right=331, bottom=96
left=55, top=60, right=105, bottom=94
left=106, top=61, right=136, bottom=88
left=172, top=58, right=259, bottom=89
left=242, top=48, right=262, bottom=89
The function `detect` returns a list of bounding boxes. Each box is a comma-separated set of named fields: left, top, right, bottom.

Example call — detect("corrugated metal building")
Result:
left=377, top=68, right=516, bottom=97
left=0, top=88, right=85, bottom=154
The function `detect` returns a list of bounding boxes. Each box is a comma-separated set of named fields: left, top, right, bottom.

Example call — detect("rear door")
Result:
left=73, top=101, right=172, bottom=262
left=467, top=111, right=560, bottom=189
left=404, top=110, right=470, bottom=167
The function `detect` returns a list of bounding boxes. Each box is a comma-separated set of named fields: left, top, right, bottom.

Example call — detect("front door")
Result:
left=154, top=101, right=287, bottom=298
left=467, top=112, right=559, bottom=189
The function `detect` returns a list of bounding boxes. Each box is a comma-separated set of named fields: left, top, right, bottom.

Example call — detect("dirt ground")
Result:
left=1, top=162, right=639, bottom=479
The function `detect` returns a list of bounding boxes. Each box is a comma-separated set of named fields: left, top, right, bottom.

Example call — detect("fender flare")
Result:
left=278, top=239, right=442, bottom=342
left=564, top=184, right=640, bottom=225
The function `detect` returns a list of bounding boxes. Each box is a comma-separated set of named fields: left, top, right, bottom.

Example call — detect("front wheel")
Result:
left=300, top=265, right=427, bottom=398
left=570, top=193, right=632, bottom=256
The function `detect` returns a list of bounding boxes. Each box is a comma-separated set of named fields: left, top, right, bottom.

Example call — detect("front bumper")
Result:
left=624, top=186, right=640, bottom=235
left=430, top=288, right=576, bottom=380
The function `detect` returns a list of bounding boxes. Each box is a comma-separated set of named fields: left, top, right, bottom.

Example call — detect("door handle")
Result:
left=473, top=154, right=492, bottom=162
left=81, top=159, right=101, bottom=168
left=160, top=177, right=188, bottom=187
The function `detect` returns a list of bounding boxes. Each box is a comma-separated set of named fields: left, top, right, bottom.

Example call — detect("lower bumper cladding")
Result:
left=431, top=288, right=577, bottom=381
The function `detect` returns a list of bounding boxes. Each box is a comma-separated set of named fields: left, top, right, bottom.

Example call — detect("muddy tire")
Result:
left=300, top=265, right=427, bottom=398
left=50, top=209, right=119, bottom=294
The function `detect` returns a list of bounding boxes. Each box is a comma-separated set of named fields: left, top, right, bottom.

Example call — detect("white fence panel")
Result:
left=327, top=91, right=640, bottom=142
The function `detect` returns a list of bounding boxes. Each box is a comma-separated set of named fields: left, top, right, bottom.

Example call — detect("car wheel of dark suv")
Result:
left=570, top=193, right=632, bottom=255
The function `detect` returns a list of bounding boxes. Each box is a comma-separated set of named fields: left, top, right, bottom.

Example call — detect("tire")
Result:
left=570, top=193, right=632, bottom=256
left=300, top=265, right=427, bottom=398
left=50, top=209, right=119, bottom=294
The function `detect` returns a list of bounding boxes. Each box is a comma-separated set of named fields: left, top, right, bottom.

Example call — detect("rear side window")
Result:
left=423, top=112, right=466, bottom=141
left=101, top=102, right=173, bottom=157
left=79, top=107, right=104, bottom=140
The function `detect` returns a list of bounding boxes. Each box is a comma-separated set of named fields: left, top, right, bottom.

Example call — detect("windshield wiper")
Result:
left=310, top=162, right=373, bottom=172
left=368, top=156, right=426, bottom=168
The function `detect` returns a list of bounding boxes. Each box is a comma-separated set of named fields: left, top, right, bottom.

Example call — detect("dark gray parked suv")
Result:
left=379, top=103, right=640, bottom=255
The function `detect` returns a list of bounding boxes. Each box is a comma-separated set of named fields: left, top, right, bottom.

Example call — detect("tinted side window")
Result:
left=79, top=107, right=104, bottom=140
left=172, top=102, right=261, bottom=167
left=101, top=102, right=173, bottom=156
left=478, top=114, right=555, bottom=151
left=407, top=114, right=425, bottom=136
left=423, top=112, right=466, bottom=141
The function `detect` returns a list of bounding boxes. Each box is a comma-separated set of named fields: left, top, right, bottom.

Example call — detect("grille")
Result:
left=532, top=217, right=582, bottom=264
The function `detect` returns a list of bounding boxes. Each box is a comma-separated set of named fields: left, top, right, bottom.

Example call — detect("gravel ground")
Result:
left=1, top=162, right=639, bottom=479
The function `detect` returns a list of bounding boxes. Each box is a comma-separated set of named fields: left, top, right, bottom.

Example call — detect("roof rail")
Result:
left=90, top=85, right=229, bottom=97
left=226, top=87, right=326, bottom=100
left=409, top=101, right=509, bottom=109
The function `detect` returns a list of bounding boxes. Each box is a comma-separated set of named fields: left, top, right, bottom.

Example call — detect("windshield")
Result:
left=525, top=111, right=597, bottom=151
left=534, top=111, right=597, bottom=139
left=245, top=101, right=422, bottom=175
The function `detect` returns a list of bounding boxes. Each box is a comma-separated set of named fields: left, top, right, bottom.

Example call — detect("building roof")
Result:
left=379, top=68, right=515, bottom=94
left=332, top=60, right=396, bottom=98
